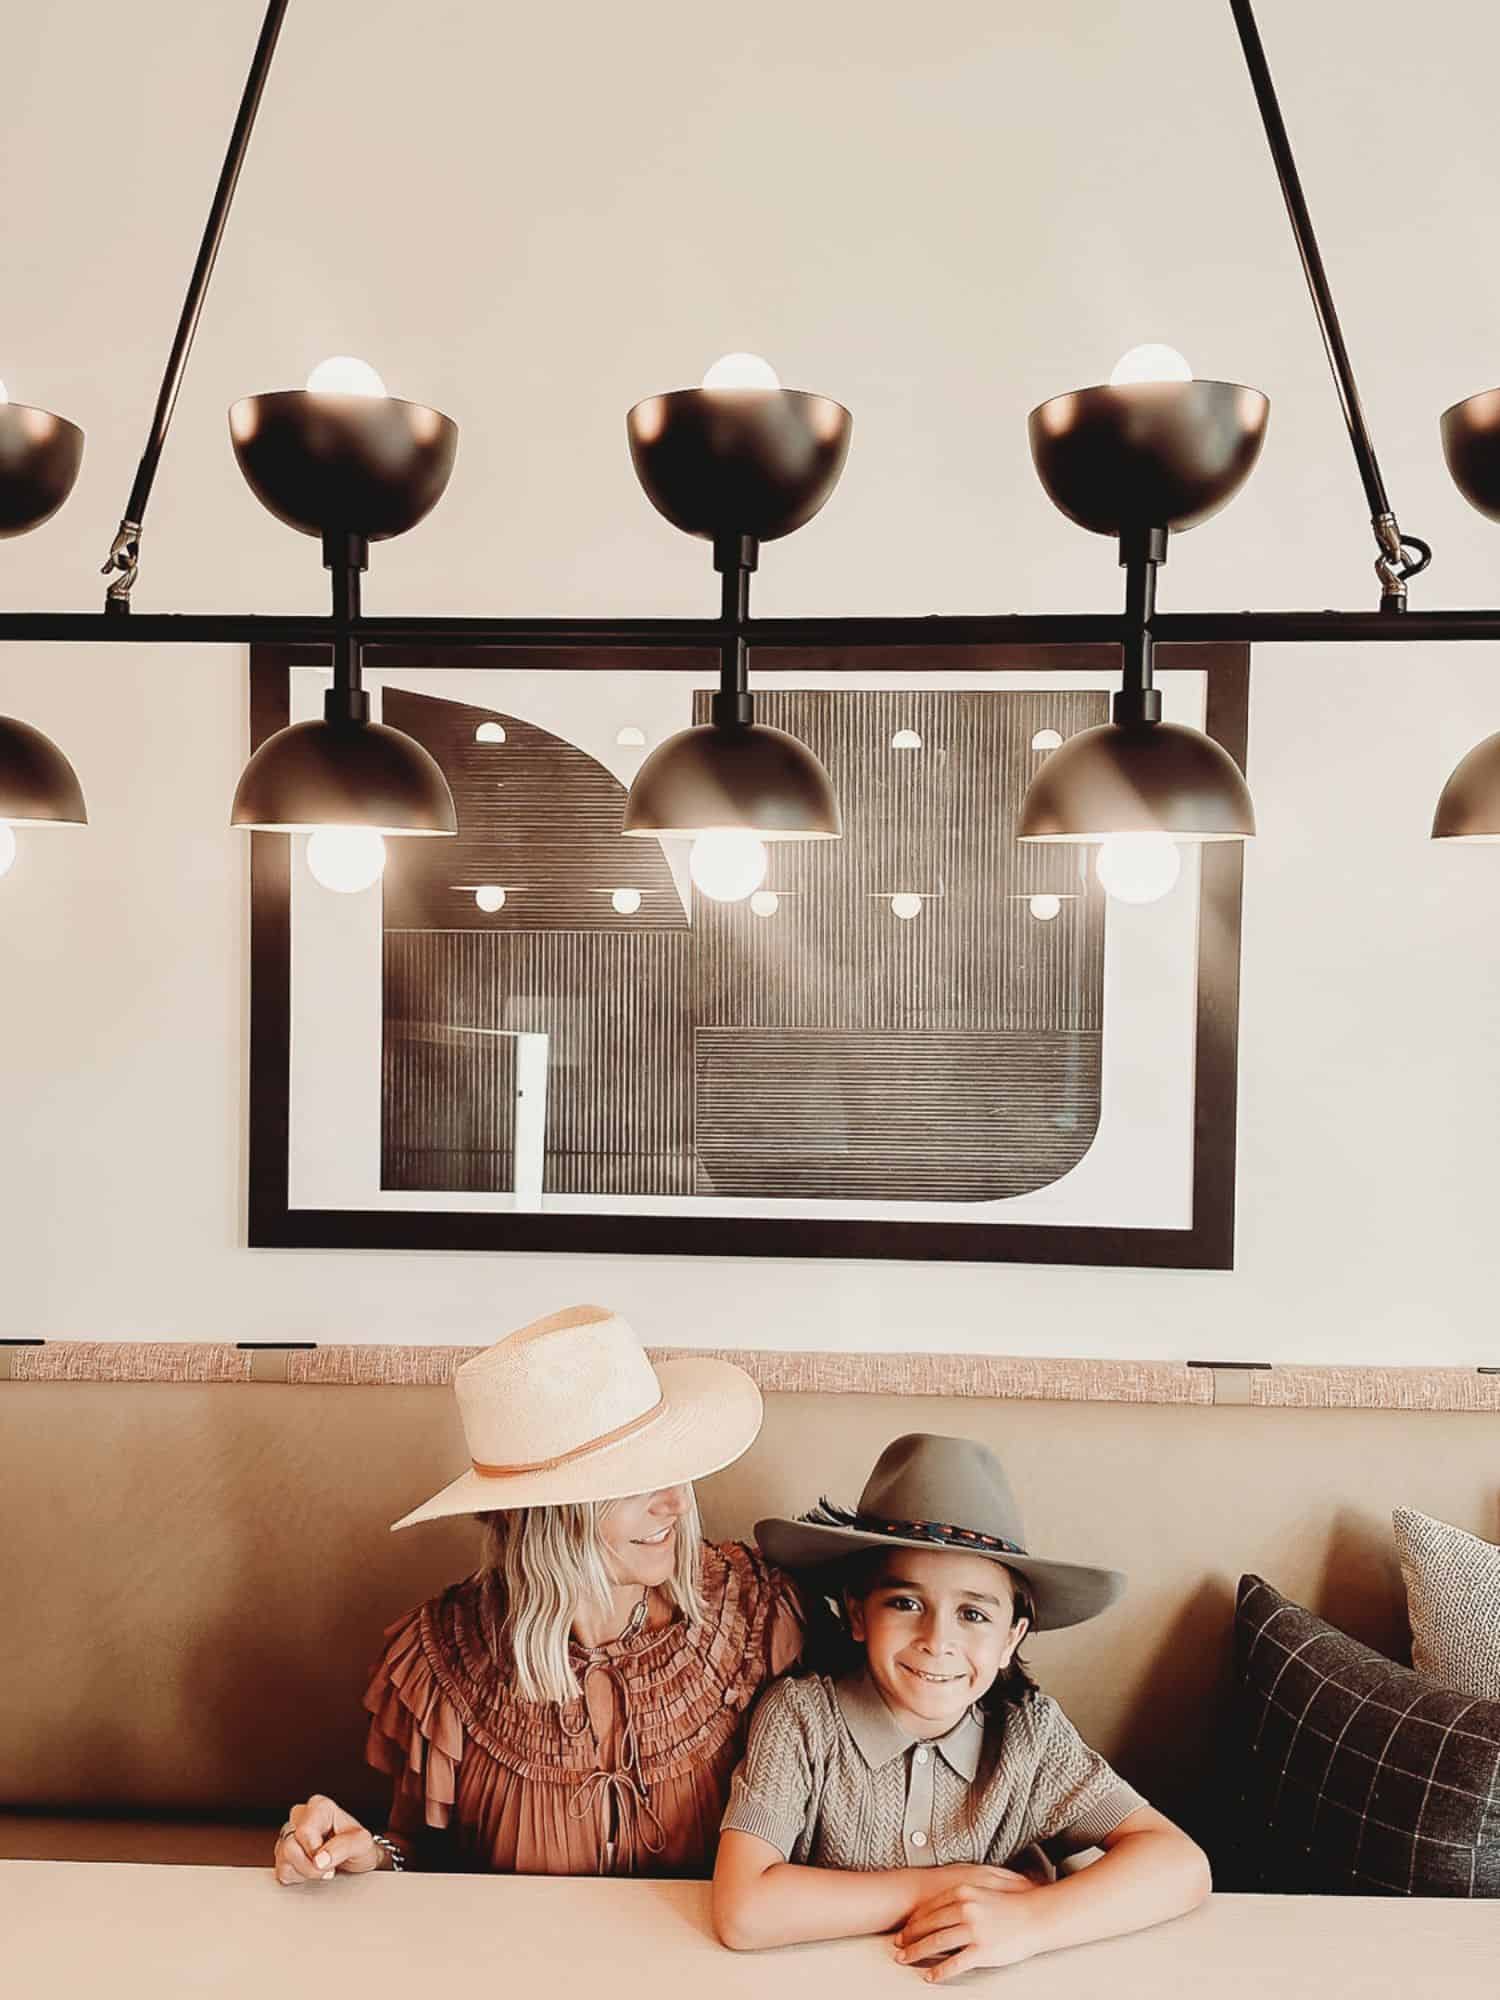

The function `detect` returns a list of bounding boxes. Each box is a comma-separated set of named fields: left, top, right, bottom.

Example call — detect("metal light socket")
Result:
left=1029, top=380, right=1269, bottom=538
left=627, top=387, right=852, bottom=542
left=0, top=404, right=84, bottom=538
left=229, top=390, right=458, bottom=541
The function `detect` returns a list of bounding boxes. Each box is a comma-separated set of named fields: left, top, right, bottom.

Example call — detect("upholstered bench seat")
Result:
left=5, top=1342, right=1500, bottom=1881
left=0, top=1814, right=273, bottom=1867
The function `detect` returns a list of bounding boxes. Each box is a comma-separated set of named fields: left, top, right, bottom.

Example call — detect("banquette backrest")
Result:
left=2, top=1342, right=1496, bottom=1867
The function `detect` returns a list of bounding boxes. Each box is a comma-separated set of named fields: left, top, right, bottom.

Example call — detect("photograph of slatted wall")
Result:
left=378, top=683, right=1107, bottom=1204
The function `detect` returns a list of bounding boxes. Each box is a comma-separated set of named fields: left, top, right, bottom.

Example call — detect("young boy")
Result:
left=713, top=1434, right=1210, bottom=1980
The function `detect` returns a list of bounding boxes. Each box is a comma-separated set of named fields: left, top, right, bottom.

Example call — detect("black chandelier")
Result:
left=6, top=0, right=1500, bottom=902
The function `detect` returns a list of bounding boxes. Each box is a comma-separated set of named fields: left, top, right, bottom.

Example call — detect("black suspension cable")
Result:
left=100, top=0, right=291, bottom=613
left=1229, top=0, right=1430, bottom=608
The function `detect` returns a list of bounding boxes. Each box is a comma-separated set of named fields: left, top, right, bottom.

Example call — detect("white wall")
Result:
left=3, top=0, right=1499, bottom=1361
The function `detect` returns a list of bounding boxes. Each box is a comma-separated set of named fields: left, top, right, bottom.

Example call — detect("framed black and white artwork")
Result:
left=248, top=640, right=1246, bottom=1267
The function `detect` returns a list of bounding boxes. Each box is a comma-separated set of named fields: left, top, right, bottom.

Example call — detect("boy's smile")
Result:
left=848, top=1547, right=1029, bottom=1735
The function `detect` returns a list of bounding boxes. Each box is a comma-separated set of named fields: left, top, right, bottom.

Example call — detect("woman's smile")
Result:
left=633, top=1523, right=676, bottom=1546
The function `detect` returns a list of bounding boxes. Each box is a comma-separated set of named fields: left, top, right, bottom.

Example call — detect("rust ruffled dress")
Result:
left=362, top=1540, right=800, bottom=1876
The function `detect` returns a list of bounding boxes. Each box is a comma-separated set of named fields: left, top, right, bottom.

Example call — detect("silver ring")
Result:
left=278, top=1821, right=298, bottom=1845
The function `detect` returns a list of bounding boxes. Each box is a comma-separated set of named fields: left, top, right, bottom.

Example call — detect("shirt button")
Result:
left=914, top=1748, right=930, bottom=1765
left=909, top=1830, right=928, bottom=1848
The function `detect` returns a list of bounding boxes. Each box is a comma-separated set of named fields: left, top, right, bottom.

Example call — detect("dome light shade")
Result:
left=1440, top=389, right=1500, bottom=523
left=0, top=714, right=87, bottom=823
left=0, top=403, right=84, bottom=538
left=626, top=388, right=852, bottom=542
left=228, top=390, right=457, bottom=540
left=622, top=722, right=842, bottom=840
left=231, top=717, right=457, bottom=834
left=1018, top=720, right=1254, bottom=842
left=1432, top=731, right=1500, bottom=839
left=1028, top=380, right=1268, bottom=538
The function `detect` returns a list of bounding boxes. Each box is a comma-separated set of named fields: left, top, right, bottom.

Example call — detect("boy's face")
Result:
left=848, top=1548, right=1029, bottom=1736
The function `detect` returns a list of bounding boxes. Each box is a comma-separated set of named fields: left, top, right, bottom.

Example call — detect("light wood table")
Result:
left=4, top=1862, right=1497, bottom=1995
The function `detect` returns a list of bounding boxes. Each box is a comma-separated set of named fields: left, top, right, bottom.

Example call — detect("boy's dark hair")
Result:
left=794, top=1542, right=1040, bottom=1721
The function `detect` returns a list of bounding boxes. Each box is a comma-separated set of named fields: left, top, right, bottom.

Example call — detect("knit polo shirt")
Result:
left=721, top=1670, right=1145, bottom=1870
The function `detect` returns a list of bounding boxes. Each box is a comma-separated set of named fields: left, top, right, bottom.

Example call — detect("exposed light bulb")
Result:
left=689, top=830, right=768, bottom=902
left=1031, top=728, right=1063, bottom=751
left=306, top=827, right=386, bottom=892
left=0, top=824, right=15, bottom=878
left=890, top=893, right=923, bottom=921
left=1095, top=833, right=1181, bottom=904
left=611, top=887, right=642, bottom=915
left=1109, top=344, right=1193, bottom=387
left=749, top=890, right=780, bottom=918
left=475, top=884, right=506, bottom=913
left=616, top=725, right=646, bottom=748
left=890, top=728, right=923, bottom=751
left=701, top=352, right=781, bottom=392
left=474, top=721, right=506, bottom=744
left=305, top=355, right=388, bottom=398
left=1029, top=893, right=1062, bottom=921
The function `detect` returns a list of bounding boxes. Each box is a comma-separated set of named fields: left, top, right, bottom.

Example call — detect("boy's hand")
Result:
left=895, top=1878, right=1041, bottom=1981
left=920, top=1863, right=1031, bottom=1901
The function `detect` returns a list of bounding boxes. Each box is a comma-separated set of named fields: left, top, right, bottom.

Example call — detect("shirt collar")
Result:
left=835, top=1670, right=984, bottom=1782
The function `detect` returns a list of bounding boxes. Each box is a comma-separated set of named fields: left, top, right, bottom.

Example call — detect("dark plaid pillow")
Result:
left=1233, top=1575, right=1500, bottom=1896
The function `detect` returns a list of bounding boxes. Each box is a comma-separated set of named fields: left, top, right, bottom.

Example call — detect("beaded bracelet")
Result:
left=370, top=1834, right=406, bottom=1874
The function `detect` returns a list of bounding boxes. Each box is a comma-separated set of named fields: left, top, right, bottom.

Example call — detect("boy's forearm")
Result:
left=1019, top=1831, right=1211, bottom=1959
left=716, top=1861, right=927, bottom=1950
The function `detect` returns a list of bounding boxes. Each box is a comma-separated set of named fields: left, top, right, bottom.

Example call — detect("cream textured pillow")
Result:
left=1394, top=1507, right=1500, bottom=1701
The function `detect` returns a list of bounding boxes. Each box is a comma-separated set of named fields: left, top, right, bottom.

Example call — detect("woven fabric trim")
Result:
left=7, top=1340, right=1500, bottom=1411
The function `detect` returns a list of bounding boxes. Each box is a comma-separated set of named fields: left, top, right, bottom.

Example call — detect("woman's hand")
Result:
left=273, top=1794, right=382, bottom=1884
left=895, top=1877, right=1041, bottom=1981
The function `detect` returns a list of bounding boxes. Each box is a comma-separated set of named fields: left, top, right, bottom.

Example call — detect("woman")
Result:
left=274, top=1305, right=799, bottom=1883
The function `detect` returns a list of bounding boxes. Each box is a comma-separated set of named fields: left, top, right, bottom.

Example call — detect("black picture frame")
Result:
left=249, top=639, right=1247, bottom=1268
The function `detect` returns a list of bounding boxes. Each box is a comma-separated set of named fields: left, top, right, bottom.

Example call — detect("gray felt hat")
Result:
left=755, top=1432, right=1126, bottom=1633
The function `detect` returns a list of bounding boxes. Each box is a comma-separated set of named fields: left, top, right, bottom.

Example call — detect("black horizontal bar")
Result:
left=1157, top=611, right=1500, bottom=643
left=3, top=609, right=1500, bottom=648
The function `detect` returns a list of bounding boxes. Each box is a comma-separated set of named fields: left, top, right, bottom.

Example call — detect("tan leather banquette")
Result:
left=2, top=1341, right=1497, bottom=1871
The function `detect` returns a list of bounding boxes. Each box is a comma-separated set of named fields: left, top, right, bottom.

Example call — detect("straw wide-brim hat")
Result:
left=392, top=1305, right=763, bottom=1530
left=756, top=1432, right=1125, bottom=1632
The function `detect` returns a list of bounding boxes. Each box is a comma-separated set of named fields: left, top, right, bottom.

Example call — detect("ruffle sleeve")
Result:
left=362, top=1603, right=466, bottom=1830
left=766, top=1570, right=805, bottom=1677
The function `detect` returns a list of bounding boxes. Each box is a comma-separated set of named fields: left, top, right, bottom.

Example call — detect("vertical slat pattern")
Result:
left=381, top=684, right=1108, bottom=1206
left=693, top=688, right=1107, bottom=1032
left=381, top=689, right=686, bottom=932
left=384, top=932, right=693, bottom=1194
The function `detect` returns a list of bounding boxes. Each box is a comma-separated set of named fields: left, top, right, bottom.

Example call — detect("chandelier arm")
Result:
left=100, top=0, right=291, bottom=615
left=1229, top=0, right=1426, bottom=611
left=711, top=534, right=757, bottom=728
left=322, top=532, right=370, bottom=725
left=1115, top=529, right=1168, bottom=728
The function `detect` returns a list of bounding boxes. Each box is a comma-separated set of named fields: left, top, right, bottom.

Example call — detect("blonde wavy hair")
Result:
left=478, top=1491, right=706, bottom=1705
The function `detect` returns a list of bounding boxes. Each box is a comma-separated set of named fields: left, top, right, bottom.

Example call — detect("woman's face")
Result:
left=600, top=1485, right=692, bottom=1589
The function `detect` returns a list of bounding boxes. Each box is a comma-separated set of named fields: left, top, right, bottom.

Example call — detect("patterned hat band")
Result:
left=854, top=1514, right=1027, bottom=1558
